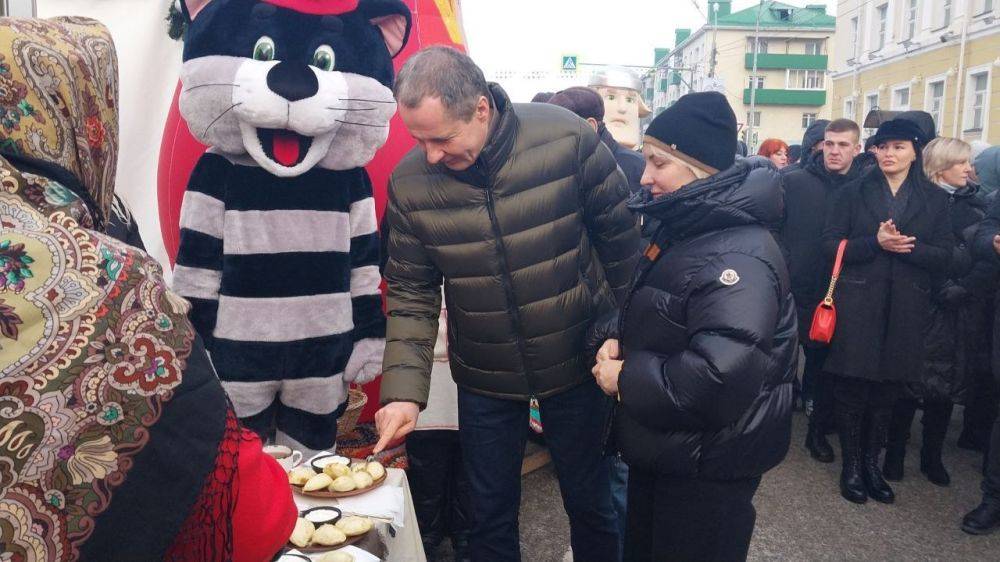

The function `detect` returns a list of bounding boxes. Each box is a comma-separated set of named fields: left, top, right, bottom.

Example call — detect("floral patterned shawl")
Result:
left=0, top=16, right=119, bottom=222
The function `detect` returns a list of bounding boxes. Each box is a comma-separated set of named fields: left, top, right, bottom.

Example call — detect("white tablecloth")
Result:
left=292, top=468, right=425, bottom=562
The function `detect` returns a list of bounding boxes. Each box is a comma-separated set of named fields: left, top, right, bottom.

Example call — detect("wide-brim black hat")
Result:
left=867, top=118, right=929, bottom=150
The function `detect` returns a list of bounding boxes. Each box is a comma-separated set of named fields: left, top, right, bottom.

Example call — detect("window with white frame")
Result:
left=748, top=75, right=765, bottom=89
left=926, top=79, right=946, bottom=133
left=787, top=69, right=825, bottom=90
left=892, top=86, right=911, bottom=110
left=746, top=111, right=761, bottom=127
left=875, top=4, right=888, bottom=50
left=844, top=97, right=856, bottom=121
left=967, top=71, right=990, bottom=131
left=942, top=0, right=953, bottom=27
left=979, top=0, right=995, bottom=15
left=747, top=38, right=768, bottom=54
left=851, top=17, right=860, bottom=52
left=802, top=113, right=818, bottom=128
left=864, top=92, right=880, bottom=136
left=905, top=0, right=918, bottom=39
left=805, top=40, right=822, bottom=55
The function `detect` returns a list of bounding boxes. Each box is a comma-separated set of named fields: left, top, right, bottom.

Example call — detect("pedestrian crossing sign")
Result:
left=562, top=55, right=578, bottom=72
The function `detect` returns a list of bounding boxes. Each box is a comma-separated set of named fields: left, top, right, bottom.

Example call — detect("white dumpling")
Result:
left=323, top=462, right=351, bottom=478
left=351, top=470, right=374, bottom=489
left=335, top=515, right=373, bottom=537
left=288, top=466, right=317, bottom=486
left=365, top=461, right=386, bottom=481
left=288, top=518, right=315, bottom=548
left=311, top=523, right=348, bottom=546
left=303, top=473, right=333, bottom=492
left=318, top=552, right=355, bottom=562
left=330, top=475, right=357, bottom=492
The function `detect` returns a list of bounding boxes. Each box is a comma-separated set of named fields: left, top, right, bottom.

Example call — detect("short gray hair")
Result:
left=393, top=46, right=490, bottom=121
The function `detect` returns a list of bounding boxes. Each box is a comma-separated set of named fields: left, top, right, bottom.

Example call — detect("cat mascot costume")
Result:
left=172, top=0, right=411, bottom=454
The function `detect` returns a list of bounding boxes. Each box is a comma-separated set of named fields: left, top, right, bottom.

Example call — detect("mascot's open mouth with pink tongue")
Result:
left=171, top=0, right=410, bottom=454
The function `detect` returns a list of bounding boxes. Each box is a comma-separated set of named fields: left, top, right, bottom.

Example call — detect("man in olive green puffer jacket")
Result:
left=372, top=47, right=638, bottom=561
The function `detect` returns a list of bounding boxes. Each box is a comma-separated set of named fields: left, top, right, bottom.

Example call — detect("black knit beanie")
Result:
left=644, top=91, right=737, bottom=173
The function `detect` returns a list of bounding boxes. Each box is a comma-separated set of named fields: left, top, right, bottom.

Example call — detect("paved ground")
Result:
left=430, top=409, right=1000, bottom=561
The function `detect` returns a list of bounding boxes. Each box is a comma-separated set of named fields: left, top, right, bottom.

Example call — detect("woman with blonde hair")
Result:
left=883, top=137, right=993, bottom=487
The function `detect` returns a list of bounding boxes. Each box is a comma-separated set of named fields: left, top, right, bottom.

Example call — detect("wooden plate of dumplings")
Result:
left=288, top=458, right=388, bottom=498
left=286, top=512, right=375, bottom=552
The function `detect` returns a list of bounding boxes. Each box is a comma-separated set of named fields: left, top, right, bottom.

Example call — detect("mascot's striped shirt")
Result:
left=172, top=150, right=384, bottom=451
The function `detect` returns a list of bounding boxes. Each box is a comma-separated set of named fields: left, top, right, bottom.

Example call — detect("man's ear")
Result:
left=586, top=117, right=600, bottom=132
left=179, top=0, right=213, bottom=21
left=359, top=0, right=413, bottom=58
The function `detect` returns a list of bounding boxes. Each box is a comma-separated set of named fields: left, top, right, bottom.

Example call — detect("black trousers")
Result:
left=803, top=346, right=835, bottom=430
left=981, top=401, right=1000, bottom=503
left=887, top=397, right=953, bottom=455
left=963, top=368, right=999, bottom=446
left=624, top=468, right=761, bottom=562
left=407, top=430, right=471, bottom=552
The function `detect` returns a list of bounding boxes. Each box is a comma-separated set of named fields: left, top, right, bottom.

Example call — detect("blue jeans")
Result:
left=608, top=454, right=629, bottom=560
left=457, top=380, right=620, bottom=562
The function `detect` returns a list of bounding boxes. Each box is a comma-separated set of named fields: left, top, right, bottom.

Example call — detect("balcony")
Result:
left=744, top=53, right=828, bottom=70
left=669, top=72, right=682, bottom=86
left=742, top=88, right=826, bottom=106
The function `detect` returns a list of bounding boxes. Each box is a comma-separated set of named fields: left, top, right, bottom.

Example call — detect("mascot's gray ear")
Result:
left=359, top=0, right=413, bottom=58
left=178, top=0, right=213, bottom=22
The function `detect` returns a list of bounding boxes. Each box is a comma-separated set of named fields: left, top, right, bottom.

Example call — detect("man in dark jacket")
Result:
left=547, top=87, right=650, bottom=246
left=964, top=199, right=1000, bottom=534
left=784, top=119, right=830, bottom=172
left=372, top=47, right=638, bottom=562
left=780, top=118, right=862, bottom=464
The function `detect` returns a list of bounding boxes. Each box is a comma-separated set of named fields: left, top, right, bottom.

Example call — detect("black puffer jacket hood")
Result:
left=629, top=156, right=783, bottom=240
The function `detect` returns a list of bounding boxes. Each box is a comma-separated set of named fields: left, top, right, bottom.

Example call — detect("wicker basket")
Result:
left=337, top=386, right=368, bottom=438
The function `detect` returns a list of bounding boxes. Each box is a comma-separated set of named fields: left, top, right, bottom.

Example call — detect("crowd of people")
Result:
left=5, top=14, right=1000, bottom=561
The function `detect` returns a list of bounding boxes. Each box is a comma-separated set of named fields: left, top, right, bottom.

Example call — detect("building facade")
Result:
left=657, top=1, right=836, bottom=152
left=831, top=0, right=999, bottom=144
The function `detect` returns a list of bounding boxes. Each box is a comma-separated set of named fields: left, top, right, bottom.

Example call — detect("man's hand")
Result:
left=877, top=220, right=915, bottom=253
left=373, top=401, right=419, bottom=454
left=592, top=359, right=623, bottom=397
left=596, top=338, right=620, bottom=363
left=993, top=234, right=1000, bottom=256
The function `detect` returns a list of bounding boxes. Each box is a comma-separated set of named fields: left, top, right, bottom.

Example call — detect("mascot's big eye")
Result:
left=311, top=45, right=336, bottom=71
left=253, top=36, right=276, bottom=61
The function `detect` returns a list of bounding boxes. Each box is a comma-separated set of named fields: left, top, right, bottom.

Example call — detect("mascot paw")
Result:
left=345, top=338, right=385, bottom=384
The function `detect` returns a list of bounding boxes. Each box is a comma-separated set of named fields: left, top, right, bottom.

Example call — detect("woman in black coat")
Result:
left=822, top=119, right=954, bottom=505
left=590, top=92, right=797, bottom=562
left=884, top=137, right=993, bottom=487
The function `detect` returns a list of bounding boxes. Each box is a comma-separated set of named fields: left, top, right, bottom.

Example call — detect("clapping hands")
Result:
left=877, top=220, right=916, bottom=253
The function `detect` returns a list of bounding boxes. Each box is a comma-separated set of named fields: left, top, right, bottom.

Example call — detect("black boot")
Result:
left=837, top=406, right=867, bottom=504
left=863, top=407, right=896, bottom=504
left=806, top=423, right=835, bottom=463
left=920, top=401, right=953, bottom=487
left=883, top=444, right=905, bottom=482
left=962, top=502, right=1000, bottom=535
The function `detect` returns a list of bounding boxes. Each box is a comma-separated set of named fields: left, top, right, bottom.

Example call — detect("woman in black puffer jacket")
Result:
left=590, top=92, right=797, bottom=562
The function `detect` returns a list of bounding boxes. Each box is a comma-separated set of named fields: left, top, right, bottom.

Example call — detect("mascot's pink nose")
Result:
left=266, top=61, right=319, bottom=102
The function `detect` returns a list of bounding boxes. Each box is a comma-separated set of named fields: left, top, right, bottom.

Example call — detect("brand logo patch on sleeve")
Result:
left=719, top=269, right=740, bottom=286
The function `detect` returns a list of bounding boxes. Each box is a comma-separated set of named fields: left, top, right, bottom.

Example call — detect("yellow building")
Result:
left=658, top=1, right=836, bottom=152
left=831, top=0, right=999, bottom=143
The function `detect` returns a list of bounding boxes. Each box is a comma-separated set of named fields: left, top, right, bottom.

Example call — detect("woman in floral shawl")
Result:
left=0, top=16, right=296, bottom=561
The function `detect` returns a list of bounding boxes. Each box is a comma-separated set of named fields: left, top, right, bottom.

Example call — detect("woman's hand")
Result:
left=592, top=359, right=623, bottom=397
left=596, top=338, right=620, bottom=362
left=877, top=220, right=915, bottom=253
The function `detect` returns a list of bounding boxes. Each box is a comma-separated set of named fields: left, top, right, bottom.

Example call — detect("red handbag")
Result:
left=809, top=240, right=848, bottom=344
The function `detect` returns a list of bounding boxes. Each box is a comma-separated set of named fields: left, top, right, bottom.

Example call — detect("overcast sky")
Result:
left=460, top=0, right=837, bottom=101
